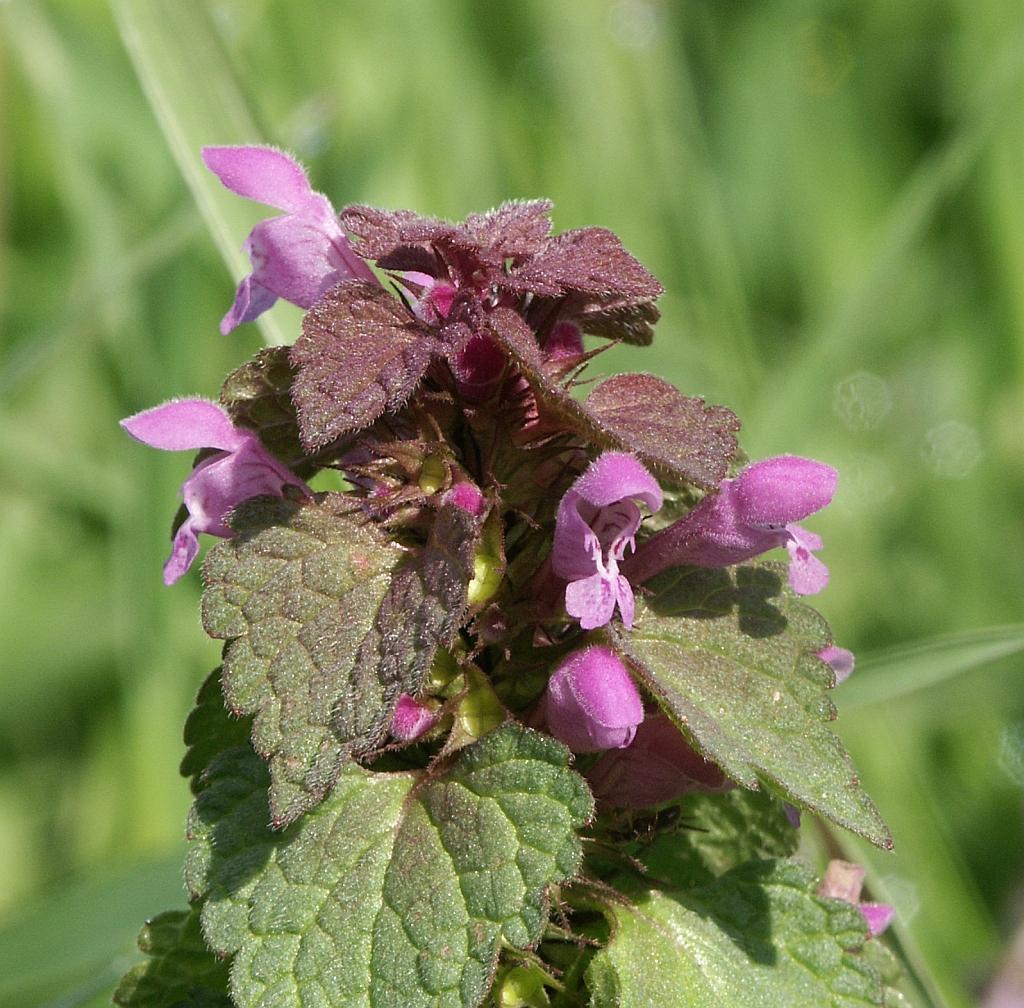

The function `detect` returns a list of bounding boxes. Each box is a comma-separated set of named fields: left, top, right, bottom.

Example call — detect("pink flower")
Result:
left=202, top=146, right=376, bottom=333
left=121, top=398, right=309, bottom=584
left=818, top=645, right=855, bottom=684
left=817, top=860, right=894, bottom=937
left=552, top=453, right=662, bottom=629
left=541, top=646, right=644, bottom=753
left=587, top=713, right=731, bottom=808
left=627, top=455, right=837, bottom=595
left=390, top=694, right=438, bottom=742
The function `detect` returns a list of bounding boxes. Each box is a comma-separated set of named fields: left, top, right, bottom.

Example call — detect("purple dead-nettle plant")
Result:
left=115, top=146, right=902, bottom=1008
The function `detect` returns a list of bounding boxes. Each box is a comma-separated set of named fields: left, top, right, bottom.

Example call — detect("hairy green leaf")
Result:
left=202, top=494, right=477, bottom=826
left=609, top=564, right=891, bottom=848
left=180, top=669, right=252, bottom=794
left=219, top=347, right=309, bottom=472
left=113, top=907, right=231, bottom=1008
left=186, top=726, right=592, bottom=1008
left=638, top=789, right=800, bottom=888
left=589, top=860, right=885, bottom=1007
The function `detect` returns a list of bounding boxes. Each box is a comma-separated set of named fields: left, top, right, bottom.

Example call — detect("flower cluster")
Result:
left=118, top=145, right=896, bottom=1008
left=121, top=147, right=855, bottom=811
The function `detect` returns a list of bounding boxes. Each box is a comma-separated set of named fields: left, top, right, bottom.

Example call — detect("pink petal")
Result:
left=552, top=492, right=601, bottom=582
left=565, top=572, right=617, bottom=630
left=391, top=694, right=438, bottom=742
left=615, top=574, right=635, bottom=629
left=221, top=275, right=278, bottom=335
left=181, top=442, right=306, bottom=537
left=733, top=455, right=838, bottom=526
left=202, top=145, right=332, bottom=222
left=163, top=520, right=200, bottom=585
left=818, top=860, right=866, bottom=903
left=860, top=902, right=894, bottom=937
left=572, top=452, right=662, bottom=512
left=244, top=215, right=354, bottom=309
left=818, top=645, right=855, bottom=684
left=442, top=482, right=486, bottom=516
left=120, top=399, right=245, bottom=452
left=786, top=531, right=830, bottom=594
left=544, top=646, right=644, bottom=752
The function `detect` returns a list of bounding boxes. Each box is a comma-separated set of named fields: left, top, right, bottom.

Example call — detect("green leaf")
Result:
left=179, top=669, right=252, bottom=794
left=203, top=494, right=476, bottom=826
left=609, top=564, right=891, bottom=848
left=219, top=347, right=310, bottom=473
left=113, top=907, right=231, bottom=1008
left=186, top=726, right=592, bottom=1008
left=588, top=860, right=885, bottom=1008
left=110, top=0, right=288, bottom=348
left=639, top=788, right=800, bottom=887
left=202, top=495, right=403, bottom=825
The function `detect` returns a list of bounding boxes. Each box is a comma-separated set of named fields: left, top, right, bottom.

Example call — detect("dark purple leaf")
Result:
left=586, top=373, right=740, bottom=489
left=459, top=199, right=554, bottom=260
left=485, top=306, right=544, bottom=372
left=506, top=227, right=663, bottom=304
left=576, top=300, right=661, bottom=346
left=290, top=281, right=438, bottom=449
left=340, top=205, right=455, bottom=260
left=485, top=331, right=738, bottom=490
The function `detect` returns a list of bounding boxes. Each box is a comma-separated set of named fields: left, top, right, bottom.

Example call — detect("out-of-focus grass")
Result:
left=1, top=1, right=1022, bottom=1004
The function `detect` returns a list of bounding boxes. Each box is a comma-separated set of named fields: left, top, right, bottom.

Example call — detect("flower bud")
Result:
left=818, top=645, right=855, bottom=684
left=390, top=694, right=438, bottom=742
left=542, top=646, right=644, bottom=753
left=817, top=859, right=894, bottom=937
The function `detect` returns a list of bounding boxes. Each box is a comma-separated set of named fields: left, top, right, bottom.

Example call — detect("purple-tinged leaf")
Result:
left=481, top=332, right=738, bottom=491
left=340, top=204, right=456, bottom=261
left=290, top=281, right=438, bottom=449
left=486, top=306, right=545, bottom=372
left=201, top=495, right=405, bottom=826
left=505, top=227, right=663, bottom=304
left=576, top=300, right=661, bottom=346
left=201, top=494, right=480, bottom=826
left=460, top=199, right=554, bottom=260
left=336, top=499, right=480, bottom=746
left=585, top=373, right=740, bottom=489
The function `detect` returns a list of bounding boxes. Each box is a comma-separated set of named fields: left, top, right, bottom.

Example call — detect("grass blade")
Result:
left=110, top=0, right=287, bottom=345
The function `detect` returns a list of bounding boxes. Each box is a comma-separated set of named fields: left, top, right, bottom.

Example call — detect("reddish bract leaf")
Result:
left=586, top=373, right=740, bottom=489
left=459, top=199, right=554, bottom=261
left=505, top=227, right=664, bottom=305
left=290, top=281, right=438, bottom=449
left=340, top=205, right=455, bottom=260
left=486, top=306, right=545, bottom=372
left=575, top=300, right=661, bottom=346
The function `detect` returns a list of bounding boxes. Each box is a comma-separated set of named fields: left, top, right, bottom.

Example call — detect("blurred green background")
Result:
left=2, top=1, right=1023, bottom=1005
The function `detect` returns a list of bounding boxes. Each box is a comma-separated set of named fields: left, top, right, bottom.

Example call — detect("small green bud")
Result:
left=418, top=454, right=447, bottom=495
